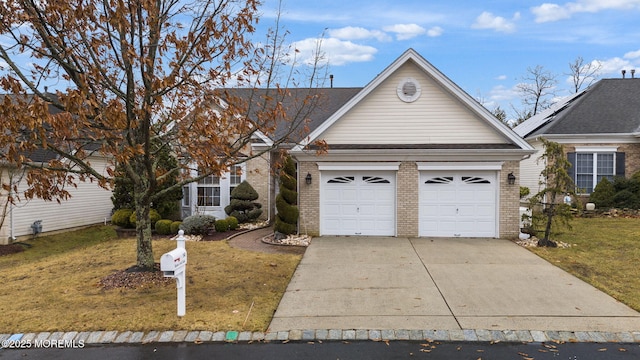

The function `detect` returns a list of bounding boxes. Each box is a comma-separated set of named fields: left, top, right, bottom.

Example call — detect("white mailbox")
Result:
left=160, top=248, right=187, bottom=277
left=161, top=230, right=188, bottom=317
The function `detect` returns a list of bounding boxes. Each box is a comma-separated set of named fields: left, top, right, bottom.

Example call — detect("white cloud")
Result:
left=489, top=84, right=520, bottom=102
left=532, top=0, right=640, bottom=23
left=531, top=3, right=572, bottom=22
left=496, top=75, right=508, bottom=80
left=624, top=49, right=640, bottom=59
left=471, top=11, right=519, bottom=33
left=383, top=24, right=427, bottom=40
left=427, top=26, right=444, bottom=37
left=292, top=37, right=377, bottom=67
left=328, top=26, right=392, bottom=42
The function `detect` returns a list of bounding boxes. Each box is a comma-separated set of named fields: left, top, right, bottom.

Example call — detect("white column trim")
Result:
left=317, top=162, right=401, bottom=171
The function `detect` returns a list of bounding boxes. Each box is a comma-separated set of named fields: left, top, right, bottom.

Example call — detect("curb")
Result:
left=3, top=329, right=640, bottom=347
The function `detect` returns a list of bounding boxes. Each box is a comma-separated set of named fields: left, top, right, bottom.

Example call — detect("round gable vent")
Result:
left=397, top=77, right=421, bottom=103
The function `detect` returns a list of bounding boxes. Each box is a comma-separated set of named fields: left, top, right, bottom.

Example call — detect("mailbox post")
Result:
left=161, top=230, right=187, bottom=316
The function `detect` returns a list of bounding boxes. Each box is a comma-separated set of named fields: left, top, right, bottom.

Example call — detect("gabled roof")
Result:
left=292, top=48, right=533, bottom=152
left=514, top=79, right=640, bottom=139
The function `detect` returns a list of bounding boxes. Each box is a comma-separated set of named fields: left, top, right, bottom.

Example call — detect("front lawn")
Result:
left=0, top=226, right=301, bottom=333
left=528, top=217, right=640, bottom=311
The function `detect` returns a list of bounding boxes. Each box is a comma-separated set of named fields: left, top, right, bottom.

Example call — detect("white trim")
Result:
left=417, top=162, right=504, bottom=171
left=397, top=77, right=421, bottom=103
left=574, top=146, right=618, bottom=152
left=317, top=162, right=401, bottom=171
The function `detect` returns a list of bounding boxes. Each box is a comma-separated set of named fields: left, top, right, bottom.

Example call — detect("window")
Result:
left=575, top=152, right=615, bottom=193
left=182, top=185, right=190, bottom=207
left=229, top=165, right=243, bottom=196
left=197, top=175, right=220, bottom=206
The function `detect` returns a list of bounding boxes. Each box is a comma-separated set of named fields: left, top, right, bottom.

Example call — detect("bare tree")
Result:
left=567, top=56, right=601, bottom=93
left=0, top=0, right=325, bottom=269
left=517, top=65, right=558, bottom=117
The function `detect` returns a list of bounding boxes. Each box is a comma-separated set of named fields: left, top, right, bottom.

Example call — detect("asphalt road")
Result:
left=2, top=341, right=640, bottom=359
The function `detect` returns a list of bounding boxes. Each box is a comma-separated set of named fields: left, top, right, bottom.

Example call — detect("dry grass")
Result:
left=0, top=226, right=301, bottom=333
left=528, top=217, right=640, bottom=311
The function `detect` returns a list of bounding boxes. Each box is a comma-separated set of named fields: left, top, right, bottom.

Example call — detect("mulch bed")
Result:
left=98, top=263, right=173, bottom=290
left=0, top=243, right=26, bottom=256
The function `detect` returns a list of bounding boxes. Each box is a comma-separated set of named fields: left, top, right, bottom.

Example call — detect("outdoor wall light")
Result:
left=507, top=172, right=516, bottom=185
left=305, top=172, right=312, bottom=185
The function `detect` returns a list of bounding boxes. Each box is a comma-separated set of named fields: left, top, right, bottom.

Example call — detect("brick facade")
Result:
left=295, top=160, right=521, bottom=239
left=246, top=153, right=272, bottom=221
left=499, top=160, right=520, bottom=239
left=396, top=162, right=419, bottom=237
left=298, top=161, right=320, bottom=236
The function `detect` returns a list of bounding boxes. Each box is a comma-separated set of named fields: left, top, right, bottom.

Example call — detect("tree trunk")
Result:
left=538, top=195, right=558, bottom=248
left=134, top=177, right=154, bottom=270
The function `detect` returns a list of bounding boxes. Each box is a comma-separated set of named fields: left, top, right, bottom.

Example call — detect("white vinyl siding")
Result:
left=1, top=156, right=113, bottom=241
left=518, top=140, right=544, bottom=197
left=319, top=62, right=507, bottom=145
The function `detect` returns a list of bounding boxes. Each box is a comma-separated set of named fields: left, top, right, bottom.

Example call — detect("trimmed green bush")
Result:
left=129, top=209, right=162, bottom=228
left=214, top=219, right=229, bottom=233
left=224, top=180, right=262, bottom=223
left=274, top=156, right=298, bottom=235
left=227, top=216, right=239, bottom=230
left=180, top=214, right=215, bottom=235
left=170, top=221, right=182, bottom=234
left=111, top=208, right=134, bottom=228
left=589, top=178, right=615, bottom=209
left=155, top=219, right=173, bottom=235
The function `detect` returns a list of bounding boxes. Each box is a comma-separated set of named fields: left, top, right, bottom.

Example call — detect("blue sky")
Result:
left=257, top=0, right=640, bottom=119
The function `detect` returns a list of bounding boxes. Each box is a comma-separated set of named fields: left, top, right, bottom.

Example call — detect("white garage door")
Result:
left=320, top=171, right=396, bottom=236
left=419, top=171, right=497, bottom=237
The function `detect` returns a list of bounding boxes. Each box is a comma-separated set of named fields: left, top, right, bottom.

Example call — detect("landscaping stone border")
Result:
left=3, top=329, right=640, bottom=347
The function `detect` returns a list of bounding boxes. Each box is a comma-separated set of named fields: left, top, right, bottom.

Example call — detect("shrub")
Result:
left=274, top=156, right=298, bottom=235
left=612, top=189, right=640, bottom=209
left=227, top=216, right=239, bottom=230
left=519, top=186, right=530, bottom=199
left=155, top=219, right=173, bottom=235
left=129, top=209, right=162, bottom=228
left=589, top=178, right=615, bottom=209
left=111, top=208, right=134, bottom=228
left=170, top=221, right=182, bottom=234
left=214, top=219, right=229, bottom=233
left=180, top=214, right=215, bottom=235
left=224, top=180, right=262, bottom=223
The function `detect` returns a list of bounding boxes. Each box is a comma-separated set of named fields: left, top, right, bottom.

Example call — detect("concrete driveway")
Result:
left=269, top=237, right=640, bottom=332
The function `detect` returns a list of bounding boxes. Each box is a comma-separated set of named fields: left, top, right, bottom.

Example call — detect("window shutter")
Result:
left=567, top=152, right=576, bottom=182
left=616, top=152, right=625, bottom=177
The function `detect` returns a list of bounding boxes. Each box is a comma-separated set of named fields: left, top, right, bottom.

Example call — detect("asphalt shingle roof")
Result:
left=526, top=78, right=640, bottom=137
left=222, top=87, right=362, bottom=143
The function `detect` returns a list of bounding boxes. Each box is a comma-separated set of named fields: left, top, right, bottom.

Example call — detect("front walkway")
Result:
left=269, top=237, right=640, bottom=334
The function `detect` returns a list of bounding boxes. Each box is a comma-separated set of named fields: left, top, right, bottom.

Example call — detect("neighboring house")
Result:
left=0, top=151, right=113, bottom=244
left=0, top=97, right=113, bottom=244
left=188, top=49, right=534, bottom=238
left=514, top=77, right=640, bottom=197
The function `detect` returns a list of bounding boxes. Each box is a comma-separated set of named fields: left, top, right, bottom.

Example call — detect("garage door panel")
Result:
left=419, top=171, right=497, bottom=237
left=321, top=171, right=396, bottom=236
